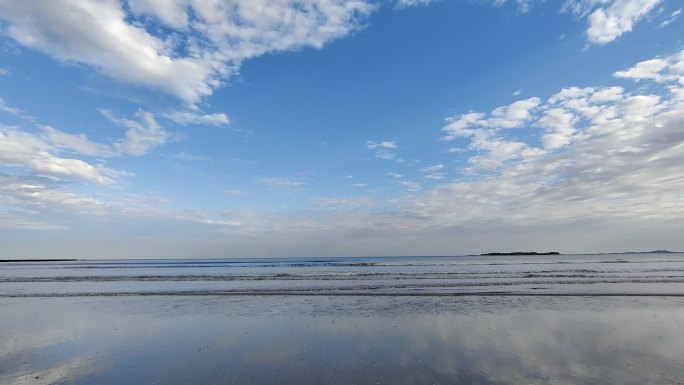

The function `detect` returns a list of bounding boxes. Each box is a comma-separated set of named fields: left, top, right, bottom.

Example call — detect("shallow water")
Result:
left=2, top=253, right=684, bottom=297
left=1, top=296, right=684, bottom=384
left=2, top=254, right=684, bottom=384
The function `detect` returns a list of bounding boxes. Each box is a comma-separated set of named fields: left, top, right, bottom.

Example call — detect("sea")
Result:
left=2, top=253, right=684, bottom=384
left=2, top=253, right=684, bottom=297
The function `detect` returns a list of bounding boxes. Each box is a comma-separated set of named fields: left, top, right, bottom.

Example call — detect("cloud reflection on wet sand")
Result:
left=1, top=296, right=683, bottom=384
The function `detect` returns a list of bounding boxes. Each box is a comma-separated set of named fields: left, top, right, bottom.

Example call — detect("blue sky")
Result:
left=1, top=0, right=683, bottom=258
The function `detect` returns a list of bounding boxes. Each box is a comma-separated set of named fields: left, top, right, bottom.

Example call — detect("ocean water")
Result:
left=2, top=254, right=684, bottom=384
left=1, top=253, right=684, bottom=297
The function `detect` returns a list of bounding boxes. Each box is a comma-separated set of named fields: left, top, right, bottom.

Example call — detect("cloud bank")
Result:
left=0, top=0, right=375, bottom=105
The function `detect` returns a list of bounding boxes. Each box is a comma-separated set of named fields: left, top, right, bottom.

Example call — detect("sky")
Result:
left=0, top=0, right=683, bottom=259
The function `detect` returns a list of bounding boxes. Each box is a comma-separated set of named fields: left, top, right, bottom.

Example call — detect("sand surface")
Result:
left=2, top=295, right=684, bottom=384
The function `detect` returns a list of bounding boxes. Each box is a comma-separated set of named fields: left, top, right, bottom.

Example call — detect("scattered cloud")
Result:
left=420, top=164, right=446, bottom=180
left=173, top=151, right=207, bottom=161
left=442, top=97, right=541, bottom=141
left=0, top=100, right=178, bottom=191
left=255, top=176, right=306, bottom=189
left=658, top=8, right=682, bottom=28
left=562, top=0, right=663, bottom=44
left=1, top=6, right=683, bottom=256
left=490, top=0, right=536, bottom=12
left=40, top=125, right=114, bottom=157
left=0, top=97, right=22, bottom=115
left=366, top=140, right=398, bottom=149
left=613, top=52, right=683, bottom=82
left=0, top=127, right=119, bottom=184
left=0, top=67, right=8, bottom=76
left=101, top=109, right=172, bottom=156
left=0, top=0, right=375, bottom=105
left=123, top=193, right=170, bottom=206
left=398, top=179, right=421, bottom=191
left=366, top=140, right=399, bottom=161
left=423, top=49, right=684, bottom=227
left=387, top=172, right=422, bottom=192
left=445, top=147, right=466, bottom=154
left=223, top=188, right=247, bottom=197
left=537, top=107, right=577, bottom=149
left=514, top=0, right=534, bottom=13
left=315, top=196, right=374, bottom=208
left=4, top=46, right=684, bottom=254
left=585, top=0, right=662, bottom=44
left=512, top=89, right=522, bottom=96
left=163, top=110, right=230, bottom=126
left=395, top=0, right=434, bottom=8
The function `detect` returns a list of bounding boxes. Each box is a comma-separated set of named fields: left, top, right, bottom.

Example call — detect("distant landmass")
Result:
left=479, top=250, right=680, bottom=257
left=596, top=250, right=678, bottom=255
left=480, top=252, right=560, bottom=256
left=0, top=259, right=78, bottom=263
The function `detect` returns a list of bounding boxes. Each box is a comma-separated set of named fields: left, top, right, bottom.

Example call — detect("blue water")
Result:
left=1, top=253, right=684, bottom=297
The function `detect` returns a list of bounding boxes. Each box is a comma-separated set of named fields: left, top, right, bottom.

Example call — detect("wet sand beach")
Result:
left=2, top=254, right=684, bottom=384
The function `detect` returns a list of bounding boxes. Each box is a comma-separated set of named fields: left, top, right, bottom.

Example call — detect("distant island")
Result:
left=478, top=250, right=680, bottom=256
left=595, top=250, right=678, bottom=255
left=480, top=252, right=560, bottom=256
left=0, top=259, right=78, bottom=263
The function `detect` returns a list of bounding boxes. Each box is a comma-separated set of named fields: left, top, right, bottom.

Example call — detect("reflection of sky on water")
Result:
left=1, top=296, right=683, bottom=384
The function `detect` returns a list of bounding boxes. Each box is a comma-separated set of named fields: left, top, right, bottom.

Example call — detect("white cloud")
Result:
left=399, top=179, right=421, bottom=191
left=395, top=0, right=434, bottom=7
left=366, top=140, right=399, bottom=161
left=420, top=164, right=446, bottom=180
left=563, top=0, right=613, bottom=17
left=537, top=108, right=577, bottom=149
left=173, top=151, right=207, bottom=161
left=0, top=97, right=22, bottom=115
left=445, top=147, right=466, bottom=153
left=562, top=0, right=663, bottom=44
left=366, top=140, right=398, bottom=149
left=512, top=89, right=522, bottom=96
left=0, top=174, right=112, bottom=214
left=164, top=110, right=230, bottom=126
left=442, top=97, right=541, bottom=141
left=223, top=188, right=246, bottom=196
left=585, top=0, right=662, bottom=44
left=0, top=0, right=213, bottom=104
left=256, top=176, right=306, bottom=188
left=441, top=112, right=486, bottom=140
left=589, top=86, right=625, bottom=103
left=101, top=109, right=171, bottom=156
left=613, top=51, right=684, bottom=82
left=515, top=0, right=534, bottom=13
left=386, top=172, right=422, bottom=191
left=315, top=196, right=374, bottom=208
left=0, top=128, right=118, bottom=184
left=0, top=0, right=375, bottom=104
left=488, top=97, right=541, bottom=128
left=467, top=136, right=544, bottom=170
left=442, top=98, right=543, bottom=167
left=658, top=8, right=682, bottom=28
left=4, top=47, right=684, bottom=255
left=490, top=0, right=536, bottom=12
left=426, top=49, right=684, bottom=228
left=1, top=96, right=175, bottom=158
left=547, top=85, right=629, bottom=125
left=40, top=125, right=114, bottom=157
left=442, top=50, right=684, bottom=178
left=0, top=67, right=8, bottom=76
